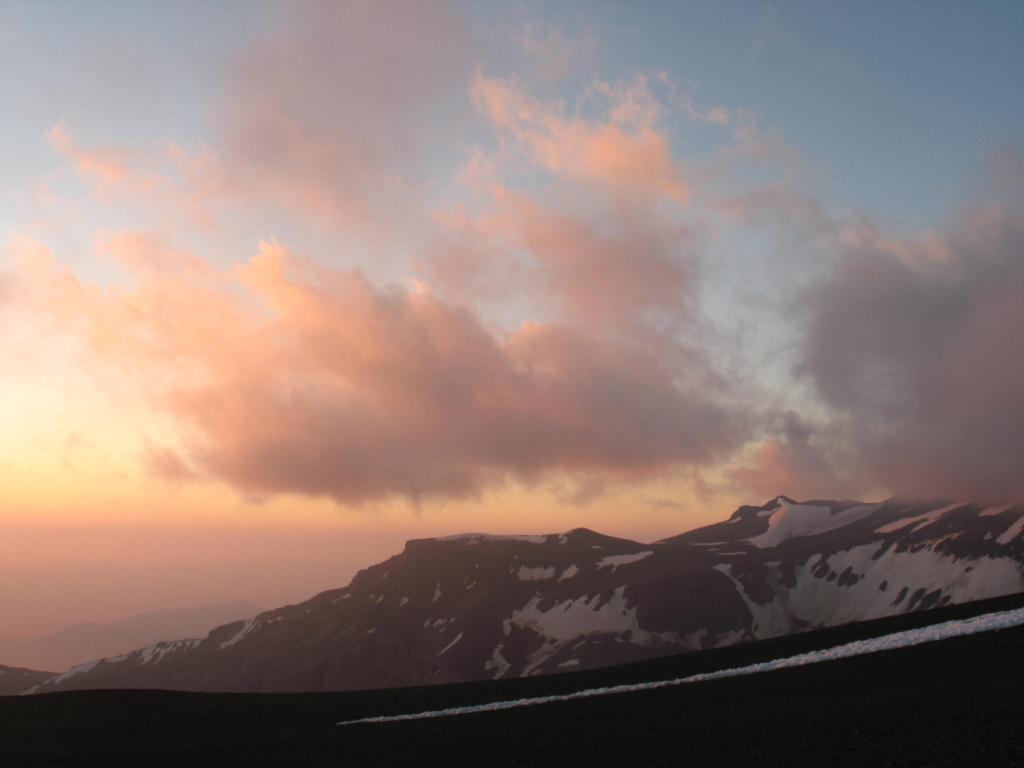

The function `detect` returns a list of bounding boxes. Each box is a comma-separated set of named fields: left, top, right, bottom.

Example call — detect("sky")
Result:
left=1, top=0, right=1022, bottom=636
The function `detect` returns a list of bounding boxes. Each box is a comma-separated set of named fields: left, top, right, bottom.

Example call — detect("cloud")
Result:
left=515, top=25, right=599, bottom=83
left=205, top=0, right=473, bottom=235
left=46, top=121, right=215, bottom=230
left=472, top=71, right=689, bottom=203
left=142, top=442, right=198, bottom=483
left=726, top=412, right=859, bottom=501
left=47, top=122, right=133, bottom=190
left=422, top=74, right=699, bottom=345
left=10, top=234, right=746, bottom=506
left=797, top=185, right=1024, bottom=501
left=45, top=1, right=475, bottom=241
left=426, top=188, right=694, bottom=333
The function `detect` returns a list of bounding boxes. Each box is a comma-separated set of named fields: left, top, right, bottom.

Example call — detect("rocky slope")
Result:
left=0, top=665, right=56, bottom=696
left=29, top=497, right=1024, bottom=694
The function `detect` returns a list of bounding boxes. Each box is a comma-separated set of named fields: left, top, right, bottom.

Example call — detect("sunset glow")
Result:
left=1, top=1, right=1022, bottom=637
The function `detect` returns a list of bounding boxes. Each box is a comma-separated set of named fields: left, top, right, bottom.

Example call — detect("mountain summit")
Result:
left=29, top=498, right=1024, bottom=694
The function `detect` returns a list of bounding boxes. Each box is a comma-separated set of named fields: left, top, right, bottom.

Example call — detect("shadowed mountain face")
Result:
left=29, top=498, right=1024, bottom=694
left=0, top=602, right=263, bottom=673
left=0, top=665, right=56, bottom=696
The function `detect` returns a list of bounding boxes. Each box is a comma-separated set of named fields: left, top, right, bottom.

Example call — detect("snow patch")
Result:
left=220, top=618, right=258, bottom=649
left=996, top=514, right=1024, bottom=545
left=875, top=501, right=970, bottom=534
left=437, top=632, right=463, bottom=656
left=516, top=565, right=557, bottom=581
left=138, top=638, right=201, bottom=664
left=432, top=583, right=442, bottom=603
left=748, top=502, right=882, bottom=548
left=558, top=565, right=579, bottom=581
left=485, top=643, right=510, bottom=679
left=979, top=504, right=1014, bottom=518
left=717, top=540, right=1023, bottom=638
left=40, top=659, right=100, bottom=688
left=511, top=588, right=636, bottom=643
left=596, top=551, right=654, bottom=571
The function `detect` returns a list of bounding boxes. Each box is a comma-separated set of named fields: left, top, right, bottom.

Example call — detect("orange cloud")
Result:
left=490, top=188, right=693, bottom=328
left=472, top=72, right=689, bottom=203
left=47, top=122, right=133, bottom=190
left=725, top=413, right=858, bottom=501
left=10, top=234, right=746, bottom=506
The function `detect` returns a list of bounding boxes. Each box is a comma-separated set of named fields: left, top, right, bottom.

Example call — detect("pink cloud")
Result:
left=422, top=74, right=697, bottom=340
left=489, top=188, right=693, bottom=328
left=421, top=186, right=695, bottom=337
left=47, top=122, right=133, bottom=190
left=726, top=413, right=860, bottom=501
left=472, top=72, right=689, bottom=203
left=797, top=185, right=1024, bottom=501
left=142, top=442, right=198, bottom=483
left=203, top=0, right=473, bottom=236
left=10, top=234, right=745, bottom=506
left=45, top=122, right=217, bottom=231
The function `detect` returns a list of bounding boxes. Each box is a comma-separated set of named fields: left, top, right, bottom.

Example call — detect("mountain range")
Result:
left=27, top=496, right=1024, bottom=694
left=0, top=601, right=262, bottom=675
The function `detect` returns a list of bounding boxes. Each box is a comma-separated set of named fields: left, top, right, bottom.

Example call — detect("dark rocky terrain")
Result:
left=28, top=497, right=1024, bottom=694
left=3, top=592, right=1023, bottom=767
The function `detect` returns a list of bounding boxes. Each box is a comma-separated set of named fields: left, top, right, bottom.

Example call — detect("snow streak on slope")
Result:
left=747, top=502, right=881, bottom=548
left=596, top=551, right=654, bottom=570
left=337, top=606, right=1024, bottom=726
left=875, top=501, right=969, bottom=534
left=996, top=515, right=1024, bottom=545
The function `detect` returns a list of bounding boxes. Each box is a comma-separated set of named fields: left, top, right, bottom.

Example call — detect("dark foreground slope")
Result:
left=4, top=593, right=1023, bottom=768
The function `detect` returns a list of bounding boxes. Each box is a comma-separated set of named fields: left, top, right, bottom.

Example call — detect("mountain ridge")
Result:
left=0, top=665, right=57, bottom=696
left=0, top=601, right=263, bottom=672
left=28, top=496, right=1024, bottom=694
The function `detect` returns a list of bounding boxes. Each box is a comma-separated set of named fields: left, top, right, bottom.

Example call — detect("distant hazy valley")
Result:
left=0, top=601, right=261, bottom=674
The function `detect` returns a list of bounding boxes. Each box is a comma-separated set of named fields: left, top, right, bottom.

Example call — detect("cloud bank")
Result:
left=798, top=188, right=1024, bottom=501
left=11, top=234, right=745, bottom=504
left=6, top=0, right=1023, bottom=513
